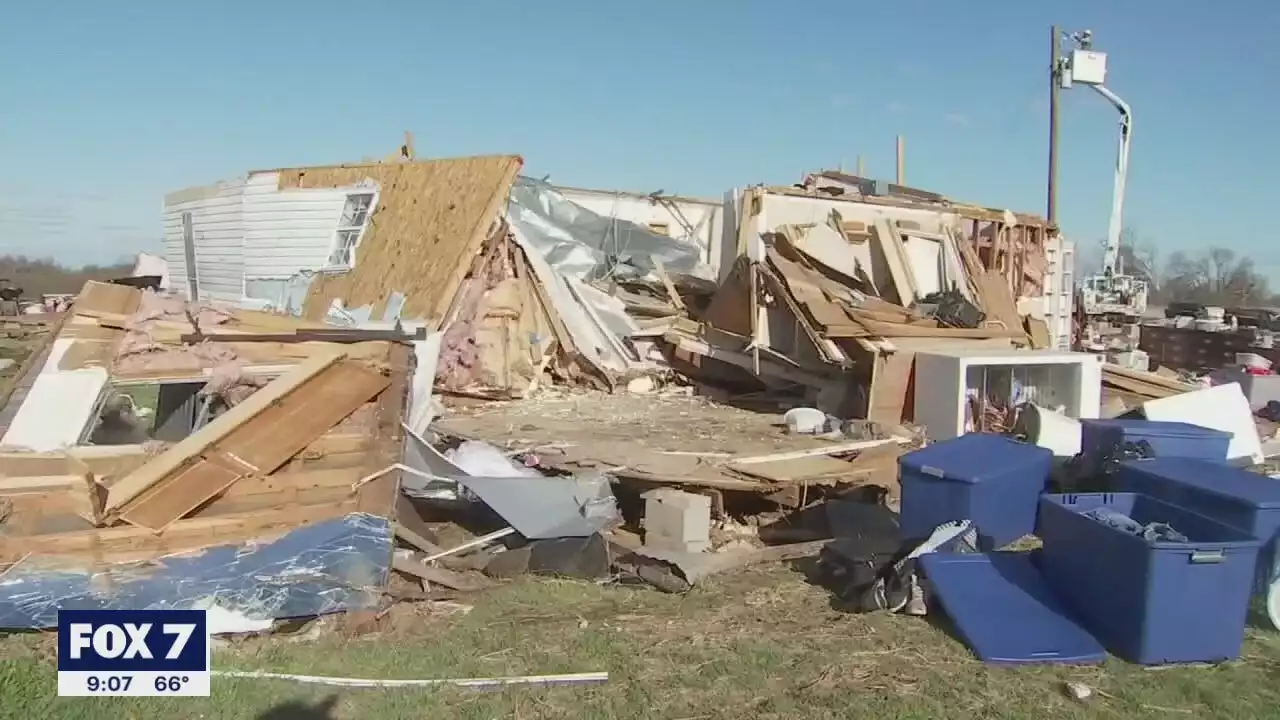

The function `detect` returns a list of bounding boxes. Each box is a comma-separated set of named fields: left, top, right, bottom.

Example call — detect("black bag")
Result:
left=818, top=537, right=909, bottom=613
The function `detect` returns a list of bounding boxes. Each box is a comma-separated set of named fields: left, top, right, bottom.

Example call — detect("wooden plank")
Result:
left=727, top=455, right=857, bottom=483
left=391, top=555, right=495, bottom=591
left=74, top=281, right=142, bottom=316
left=103, top=353, right=346, bottom=515
left=867, top=352, right=915, bottom=425
left=650, top=257, right=687, bottom=313
left=726, top=438, right=905, bottom=465
left=117, top=358, right=389, bottom=532
left=355, top=342, right=410, bottom=517
left=0, top=501, right=356, bottom=564
left=830, top=319, right=1022, bottom=340
left=3, top=463, right=367, bottom=517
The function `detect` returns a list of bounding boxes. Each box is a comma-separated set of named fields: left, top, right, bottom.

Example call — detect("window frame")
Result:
left=325, top=190, right=379, bottom=269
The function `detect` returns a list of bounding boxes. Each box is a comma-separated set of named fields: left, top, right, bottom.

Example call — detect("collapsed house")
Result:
left=156, top=156, right=1074, bottom=410
left=0, top=152, right=1101, bottom=630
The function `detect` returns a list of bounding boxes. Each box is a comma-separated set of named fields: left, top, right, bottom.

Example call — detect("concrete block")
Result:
left=642, top=488, right=711, bottom=553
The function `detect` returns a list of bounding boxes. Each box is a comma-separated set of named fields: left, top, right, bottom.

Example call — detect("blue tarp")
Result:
left=0, top=512, right=392, bottom=629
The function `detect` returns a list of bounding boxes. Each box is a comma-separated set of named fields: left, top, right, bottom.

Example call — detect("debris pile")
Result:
left=2, top=153, right=1275, bottom=676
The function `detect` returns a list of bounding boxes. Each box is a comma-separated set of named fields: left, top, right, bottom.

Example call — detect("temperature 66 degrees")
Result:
left=86, top=676, right=132, bottom=692
left=155, top=676, right=191, bottom=692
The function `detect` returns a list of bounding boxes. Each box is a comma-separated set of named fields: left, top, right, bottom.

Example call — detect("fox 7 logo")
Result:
left=67, top=622, right=196, bottom=661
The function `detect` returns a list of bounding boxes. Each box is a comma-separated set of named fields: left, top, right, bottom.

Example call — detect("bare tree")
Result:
left=1157, top=246, right=1271, bottom=306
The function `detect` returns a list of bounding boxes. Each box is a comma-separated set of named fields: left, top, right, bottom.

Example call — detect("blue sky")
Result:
left=2, top=1, right=1277, bottom=276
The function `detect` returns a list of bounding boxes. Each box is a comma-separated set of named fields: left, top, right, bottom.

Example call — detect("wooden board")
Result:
left=354, top=343, right=410, bottom=517
left=74, top=281, right=142, bottom=317
left=116, top=358, right=389, bottom=531
left=101, top=353, right=346, bottom=513
left=867, top=351, right=915, bottom=425
left=726, top=455, right=857, bottom=483
left=0, top=500, right=358, bottom=564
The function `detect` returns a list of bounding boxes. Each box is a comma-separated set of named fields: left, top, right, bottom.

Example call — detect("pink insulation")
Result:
left=111, top=290, right=239, bottom=374
left=203, top=362, right=269, bottom=406
left=437, top=249, right=512, bottom=390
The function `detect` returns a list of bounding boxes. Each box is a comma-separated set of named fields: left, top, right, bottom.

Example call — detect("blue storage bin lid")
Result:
left=1121, top=457, right=1280, bottom=509
left=1081, top=418, right=1233, bottom=441
left=919, top=551, right=1106, bottom=664
left=900, top=433, right=1051, bottom=484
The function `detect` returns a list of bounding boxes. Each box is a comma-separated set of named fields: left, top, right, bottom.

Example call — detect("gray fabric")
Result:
left=1082, top=507, right=1188, bottom=543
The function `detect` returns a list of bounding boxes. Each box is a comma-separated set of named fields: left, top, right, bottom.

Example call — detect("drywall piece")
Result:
left=0, top=367, right=108, bottom=452
left=913, top=348, right=1103, bottom=442
left=869, top=218, right=915, bottom=305
left=1141, top=382, right=1262, bottom=464
left=901, top=233, right=943, bottom=297
left=643, top=488, right=711, bottom=553
left=131, top=253, right=171, bottom=289
left=406, top=332, right=444, bottom=435
left=787, top=222, right=878, bottom=290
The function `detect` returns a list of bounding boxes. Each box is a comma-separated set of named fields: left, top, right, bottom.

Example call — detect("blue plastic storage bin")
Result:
left=1038, top=492, right=1261, bottom=665
left=1079, top=419, right=1232, bottom=476
left=899, top=434, right=1052, bottom=549
left=1117, top=457, right=1280, bottom=593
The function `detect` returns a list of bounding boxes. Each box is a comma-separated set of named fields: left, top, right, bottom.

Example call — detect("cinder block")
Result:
left=642, top=488, right=711, bottom=553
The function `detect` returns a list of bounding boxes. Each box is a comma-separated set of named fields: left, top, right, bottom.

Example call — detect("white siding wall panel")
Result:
left=242, top=171, right=352, bottom=279
left=554, top=188, right=724, bottom=274
left=160, top=209, right=189, bottom=298
left=161, top=179, right=246, bottom=304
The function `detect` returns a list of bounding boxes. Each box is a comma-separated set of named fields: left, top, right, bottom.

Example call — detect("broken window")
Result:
left=82, top=375, right=271, bottom=446
left=327, top=192, right=377, bottom=268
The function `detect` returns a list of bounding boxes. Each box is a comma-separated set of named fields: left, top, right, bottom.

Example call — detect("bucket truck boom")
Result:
left=1060, top=31, right=1148, bottom=354
left=1080, top=81, right=1147, bottom=321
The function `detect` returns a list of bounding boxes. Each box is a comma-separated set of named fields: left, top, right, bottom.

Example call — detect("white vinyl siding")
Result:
left=161, top=179, right=246, bottom=304
left=242, top=172, right=352, bottom=280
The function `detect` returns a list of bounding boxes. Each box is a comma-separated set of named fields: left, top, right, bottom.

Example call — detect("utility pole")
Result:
left=1047, top=25, right=1061, bottom=224
left=895, top=135, right=905, bottom=185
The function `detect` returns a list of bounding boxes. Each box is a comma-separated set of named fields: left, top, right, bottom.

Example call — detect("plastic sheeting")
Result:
left=507, top=177, right=713, bottom=282
left=0, top=513, right=392, bottom=629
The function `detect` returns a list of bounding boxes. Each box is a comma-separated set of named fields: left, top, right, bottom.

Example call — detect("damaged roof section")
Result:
left=292, top=154, right=525, bottom=322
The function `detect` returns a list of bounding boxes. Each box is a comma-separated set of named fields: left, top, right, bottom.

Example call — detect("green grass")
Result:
left=3, top=565, right=1280, bottom=719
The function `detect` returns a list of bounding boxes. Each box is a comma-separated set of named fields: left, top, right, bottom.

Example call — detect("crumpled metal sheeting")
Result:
left=506, top=177, right=713, bottom=282
left=0, top=513, right=392, bottom=629
left=457, top=472, right=620, bottom=539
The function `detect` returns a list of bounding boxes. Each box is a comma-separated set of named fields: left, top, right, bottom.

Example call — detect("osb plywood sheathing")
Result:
left=291, top=155, right=523, bottom=326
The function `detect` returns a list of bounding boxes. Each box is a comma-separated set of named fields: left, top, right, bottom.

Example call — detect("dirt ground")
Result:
left=433, top=389, right=840, bottom=456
